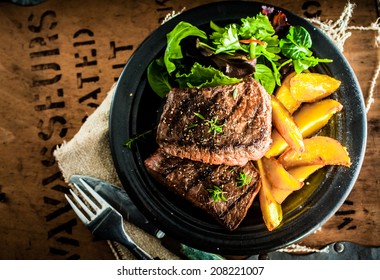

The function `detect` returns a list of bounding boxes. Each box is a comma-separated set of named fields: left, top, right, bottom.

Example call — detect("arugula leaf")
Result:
left=164, top=21, right=207, bottom=74
left=292, top=58, right=318, bottom=73
left=175, top=62, right=241, bottom=88
left=147, top=57, right=172, bottom=98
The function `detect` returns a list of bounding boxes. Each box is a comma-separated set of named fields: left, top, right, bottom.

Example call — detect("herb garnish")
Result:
left=236, top=172, right=252, bottom=188
left=123, top=129, right=153, bottom=149
left=232, top=88, right=238, bottom=99
left=193, top=112, right=224, bottom=135
left=208, top=185, right=227, bottom=202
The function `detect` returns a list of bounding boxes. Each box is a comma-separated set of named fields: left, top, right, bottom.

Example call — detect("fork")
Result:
left=65, top=178, right=154, bottom=260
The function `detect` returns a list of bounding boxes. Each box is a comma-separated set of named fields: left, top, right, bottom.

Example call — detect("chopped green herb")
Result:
left=232, top=88, right=238, bottom=99
left=236, top=172, right=252, bottom=188
left=187, top=123, right=198, bottom=129
left=207, top=116, right=224, bottom=135
left=194, top=113, right=224, bottom=135
left=123, top=129, right=153, bottom=149
left=207, top=185, right=227, bottom=202
left=194, top=112, right=206, bottom=120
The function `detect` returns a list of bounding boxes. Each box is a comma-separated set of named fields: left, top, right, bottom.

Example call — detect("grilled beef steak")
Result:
left=144, top=149, right=261, bottom=231
left=156, top=77, right=272, bottom=166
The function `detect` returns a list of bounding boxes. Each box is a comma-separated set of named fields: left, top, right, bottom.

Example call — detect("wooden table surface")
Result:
left=0, top=0, right=378, bottom=259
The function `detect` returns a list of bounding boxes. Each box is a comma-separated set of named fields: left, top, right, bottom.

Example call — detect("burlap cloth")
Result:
left=53, top=3, right=379, bottom=260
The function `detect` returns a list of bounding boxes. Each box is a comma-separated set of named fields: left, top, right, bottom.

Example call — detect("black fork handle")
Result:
left=91, top=211, right=154, bottom=260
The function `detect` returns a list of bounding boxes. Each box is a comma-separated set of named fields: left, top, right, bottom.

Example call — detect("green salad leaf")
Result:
left=147, top=57, right=171, bottom=98
left=210, top=22, right=245, bottom=54
left=279, top=26, right=333, bottom=73
left=280, top=26, right=313, bottom=58
left=164, top=21, right=207, bottom=74
left=147, top=12, right=333, bottom=97
left=175, top=62, right=241, bottom=88
left=254, top=64, right=276, bottom=94
left=239, top=13, right=276, bottom=40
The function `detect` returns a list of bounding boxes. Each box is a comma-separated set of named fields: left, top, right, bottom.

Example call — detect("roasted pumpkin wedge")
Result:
left=271, top=95, right=304, bottom=154
left=289, top=73, right=341, bottom=102
left=288, top=165, right=324, bottom=182
left=268, top=185, right=291, bottom=205
left=275, top=72, right=301, bottom=114
left=265, top=99, right=343, bottom=158
left=278, top=136, right=351, bottom=169
left=262, top=157, right=303, bottom=191
left=269, top=165, right=324, bottom=204
left=292, top=99, right=343, bottom=138
left=257, top=159, right=283, bottom=231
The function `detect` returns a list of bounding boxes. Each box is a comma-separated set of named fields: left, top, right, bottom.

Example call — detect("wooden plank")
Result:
left=0, top=0, right=378, bottom=259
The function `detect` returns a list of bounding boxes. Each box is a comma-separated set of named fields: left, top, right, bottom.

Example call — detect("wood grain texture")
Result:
left=0, top=0, right=378, bottom=259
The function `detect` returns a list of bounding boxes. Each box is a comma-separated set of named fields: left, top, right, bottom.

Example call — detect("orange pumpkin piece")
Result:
left=278, top=136, right=351, bottom=169
left=293, top=99, right=343, bottom=138
left=265, top=99, right=343, bottom=158
left=265, top=131, right=288, bottom=158
left=257, top=159, right=283, bottom=231
left=271, top=95, right=304, bottom=154
left=288, top=165, right=324, bottom=182
left=275, top=72, right=301, bottom=114
left=290, top=73, right=341, bottom=102
left=269, top=165, right=324, bottom=204
left=262, top=157, right=303, bottom=191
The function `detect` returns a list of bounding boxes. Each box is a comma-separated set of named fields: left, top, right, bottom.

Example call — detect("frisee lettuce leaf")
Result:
left=210, top=22, right=245, bottom=54
left=175, top=62, right=241, bottom=88
left=239, top=13, right=276, bottom=40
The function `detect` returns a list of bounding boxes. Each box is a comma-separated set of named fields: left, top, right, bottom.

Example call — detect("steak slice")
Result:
left=144, top=149, right=261, bottom=231
left=156, top=77, right=272, bottom=166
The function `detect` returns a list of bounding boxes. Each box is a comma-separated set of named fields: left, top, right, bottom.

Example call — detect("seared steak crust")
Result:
left=144, top=149, right=261, bottom=231
left=156, top=77, right=272, bottom=166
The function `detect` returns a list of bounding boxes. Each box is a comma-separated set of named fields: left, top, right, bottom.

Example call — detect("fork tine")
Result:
left=68, top=188, right=96, bottom=219
left=72, top=181, right=101, bottom=213
left=65, top=194, right=90, bottom=224
left=78, top=177, right=109, bottom=209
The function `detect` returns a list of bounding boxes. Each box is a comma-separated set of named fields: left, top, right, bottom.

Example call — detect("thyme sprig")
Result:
left=123, top=129, right=153, bottom=149
left=207, top=185, right=227, bottom=202
left=193, top=112, right=224, bottom=135
left=236, top=172, right=252, bottom=188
